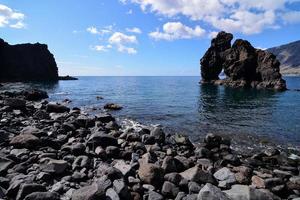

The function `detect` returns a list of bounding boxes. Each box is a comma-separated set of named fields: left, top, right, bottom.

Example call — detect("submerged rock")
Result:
left=104, top=103, right=123, bottom=110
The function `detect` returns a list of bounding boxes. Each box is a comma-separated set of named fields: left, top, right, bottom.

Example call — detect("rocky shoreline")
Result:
left=0, top=89, right=300, bottom=200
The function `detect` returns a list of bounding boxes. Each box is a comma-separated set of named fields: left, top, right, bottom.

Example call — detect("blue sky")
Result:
left=1, top=0, right=300, bottom=76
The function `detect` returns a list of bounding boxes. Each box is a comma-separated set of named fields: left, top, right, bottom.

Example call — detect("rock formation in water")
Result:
left=200, top=31, right=287, bottom=90
left=0, top=38, right=58, bottom=82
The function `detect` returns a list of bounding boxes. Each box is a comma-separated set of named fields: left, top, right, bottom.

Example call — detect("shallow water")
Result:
left=1, top=76, right=300, bottom=146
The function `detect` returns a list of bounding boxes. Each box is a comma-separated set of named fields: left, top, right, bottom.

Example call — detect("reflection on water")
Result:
left=198, top=84, right=280, bottom=140
left=1, top=76, right=300, bottom=145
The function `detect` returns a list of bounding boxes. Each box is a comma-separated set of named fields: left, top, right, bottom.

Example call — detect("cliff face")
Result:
left=200, top=32, right=286, bottom=91
left=0, top=39, right=58, bottom=82
left=267, top=40, right=300, bottom=75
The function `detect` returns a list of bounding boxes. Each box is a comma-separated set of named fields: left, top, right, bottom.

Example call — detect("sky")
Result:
left=0, top=0, right=300, bottom=76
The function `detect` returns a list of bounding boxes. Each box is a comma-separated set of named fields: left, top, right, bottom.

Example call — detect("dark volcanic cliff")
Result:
left=0, top=38, right=58, bottom=82
left=200, top=32, right=286, bottom=91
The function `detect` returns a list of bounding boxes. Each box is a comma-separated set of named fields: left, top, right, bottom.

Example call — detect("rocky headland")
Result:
left=0, top=89, right=299, bottom=200
left=200, top=32, right=287, bottom=91
left=0, top=39, right=77, bottom=82
left=0, top=39, right=58, bottom=82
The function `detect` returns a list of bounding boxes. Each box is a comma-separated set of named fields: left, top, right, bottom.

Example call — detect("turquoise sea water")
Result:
left=2, top=76, right=300, bottom=145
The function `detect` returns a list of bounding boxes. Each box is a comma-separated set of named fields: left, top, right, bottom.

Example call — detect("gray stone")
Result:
left=72, top=176, right=111, bottom=200
left=106, top=146, right=120, bottom=158
left=10, top=134, right=39, bottom=149
left=113, top=179, right=130, bottom=200
left=4, top=98, right=26, bottom=109
left=46, top=103, right=70, bottom=113
left=0, top=157, right=13, bottom=174
left=41, top=159, right=68, bottom=174
left=189, top=181, right=202, bottom=194
left=214, top=167, right=236, bottom=187
left=113, top=160, right=134, bottom=177
left=224, top=184, right=251, bottom=200
left=162, top=156, right=178, bottom=173
left=16, top=184, right=46, bottom=200
left=10, top=148, right=29, bottom=158
left=197, top=183, right=230, bottom=200
left=138, top=163, right=164, bottom=187
left=72, top=184, right=105, bottom=200
left=106, top=188, right=120, bottom=200
left=175, top=192, right=186, bottom=200
left=24, top=192, right=60, bottom=200
left=224, top=184, right=281, bottom=200
left=180, top=166, right=216, bottom=184
left=164, top=173, right=182, bottom=185
left=72, top=155, right=91, bottom=170
left=150, top=127, right=165, bottom=143
left=87, top=132, right=118, bottom=147
left=148, top=191, right=164, bottom=200
left=161, top=181, right=180, bottom=198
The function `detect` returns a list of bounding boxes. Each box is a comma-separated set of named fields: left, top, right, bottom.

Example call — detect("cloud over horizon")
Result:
left=149, top=22, right=206, bottom=41
left=122, top=0, right=300, bottom=35
left=88, top=26, right=139, bottom=55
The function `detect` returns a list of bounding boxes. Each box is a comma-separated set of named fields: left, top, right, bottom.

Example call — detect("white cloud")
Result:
left=86, top=25, right=113, bottom=35
left=0, top=4, right=25, bottom=29
left=89, top=29, right=138, bottom=55
left=126, top=27, right=142, bottom=34
left=109, top=32, right=137, bottom=44
left=118, top=45, right=137, bottom=54
left=126, top=0, right=300, bottom=35
left=207, top=10, right=277, bottom=34
left=87, top=26, right=98, bottom=34
left=108, top=32, right=138, bottom=54
left=92, top=44, right=112, bottom=52
left=149, top=22, right=205, bottom=41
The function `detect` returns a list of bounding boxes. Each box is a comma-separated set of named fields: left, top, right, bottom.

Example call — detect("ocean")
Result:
left=2, top=76, right=300, bottom=146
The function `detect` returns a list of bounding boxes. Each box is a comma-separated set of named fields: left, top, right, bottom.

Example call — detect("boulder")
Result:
left=16, top=184, right=46, bottom=200
left=180, top=166, right=216, bottom=185
left=72, top=183, right=105, bottom=200
left=22, top=89, right=48, bottom=101
left=41, top=159, right=68, bottom=174
left=138, top=163, right=164, bottom=188
left=113, top=179, right=131, bottom=199
left=213, top=167, right=236, bottom=187
left=197, top=183, right=230, bottom=200
left=24, top=192, right=60, bottom=200
left=0, top=157, right=14, bottom=174
left=150, top=127, right=165, bottom=143
left=4, top=98, right=26, bottom=109
left=200, top=31, right=286, bottom=90
left=46, top=103, right=70, bottom=113
left=148, top=191, right=164, bottom=200
left=87, top=132, right=118, bottom=148
left=10, top=134, right=40, bottom=149
left=161, top=181, right=180, bottom=198
left=224, top=184, right=281, bottom=200
left=113, top=160, right=134, bottom=178
left=104, top=103, right=123, bottom=110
